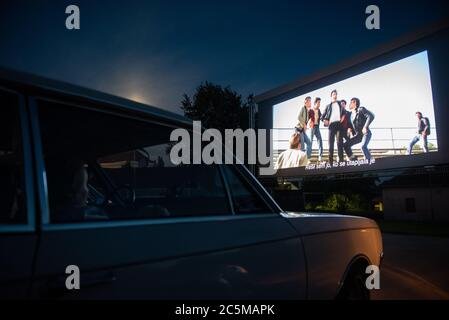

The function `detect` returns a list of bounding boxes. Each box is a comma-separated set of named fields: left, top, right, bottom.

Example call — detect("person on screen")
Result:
left=343, top=98, right=375, bottom=161
left=407, top=111, right=430, bottom=155
left=340, top=99, right=352, bottom=144
left=275, top=132, right=308, bottom=169
left=294, top=96, right=312, bottom=159
left=308, top=97, right=323, bottom=162
left=321, top=89, right=345, bottom=163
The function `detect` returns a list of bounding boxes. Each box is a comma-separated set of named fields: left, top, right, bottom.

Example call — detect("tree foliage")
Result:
left=181, top=82, right=253, bottom=132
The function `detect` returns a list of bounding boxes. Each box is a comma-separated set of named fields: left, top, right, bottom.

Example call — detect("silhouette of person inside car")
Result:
left=47, top=158, right=92, bottom=222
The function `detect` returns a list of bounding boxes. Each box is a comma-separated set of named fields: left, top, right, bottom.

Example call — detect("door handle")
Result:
left=82, top=270, right=117, bottom=288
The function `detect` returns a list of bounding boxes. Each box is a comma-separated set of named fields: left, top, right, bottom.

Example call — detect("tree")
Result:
left=181, top=82, right=253, bottom=132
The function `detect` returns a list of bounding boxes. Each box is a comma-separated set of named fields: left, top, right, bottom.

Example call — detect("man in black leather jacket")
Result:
left=343, top=97, right=375, bottom=161
left=407, top=111, right=430, bottom=155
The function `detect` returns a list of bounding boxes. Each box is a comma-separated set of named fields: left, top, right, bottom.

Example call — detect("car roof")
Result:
left=0, top=66, right=193, bottom=127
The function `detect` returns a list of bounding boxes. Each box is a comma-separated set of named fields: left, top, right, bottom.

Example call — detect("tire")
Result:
left=336, top=265, right=370, bottom=300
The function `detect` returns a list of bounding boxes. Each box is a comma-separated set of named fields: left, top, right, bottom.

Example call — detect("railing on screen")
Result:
left=273, top=127, right=438, bottom=162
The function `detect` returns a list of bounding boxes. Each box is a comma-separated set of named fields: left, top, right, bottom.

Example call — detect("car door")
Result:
left=0, top=88, right=37, bottom=298
left=29, top=96, right=306, bottom=299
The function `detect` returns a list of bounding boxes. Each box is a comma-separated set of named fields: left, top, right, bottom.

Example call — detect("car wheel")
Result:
left=337, top=266, right=370, bottom=300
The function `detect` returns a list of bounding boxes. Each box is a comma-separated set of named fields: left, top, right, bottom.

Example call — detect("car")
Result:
left=0, top=67, right=383, bottom=300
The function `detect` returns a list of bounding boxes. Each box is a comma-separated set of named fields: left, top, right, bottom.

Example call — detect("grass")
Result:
left=375, top=219, right=449, bottom=238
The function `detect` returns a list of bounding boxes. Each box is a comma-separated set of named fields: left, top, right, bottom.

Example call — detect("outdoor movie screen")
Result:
left=271, top=50, right=438, bottom=174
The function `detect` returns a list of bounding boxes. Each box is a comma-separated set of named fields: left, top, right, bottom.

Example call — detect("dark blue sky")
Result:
left=1, top=0, right=449, bottom=114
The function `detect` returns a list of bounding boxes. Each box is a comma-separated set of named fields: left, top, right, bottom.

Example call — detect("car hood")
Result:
left=281, top=212, right=380, bottom=236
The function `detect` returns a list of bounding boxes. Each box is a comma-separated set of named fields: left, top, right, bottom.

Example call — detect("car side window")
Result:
left=93, top=146, right=231, bottom=220
left=0, top=90, right=27, bottom=224
left=222, top=165, right=273, bottom=214
left=37, top=100, right=232, bottom=223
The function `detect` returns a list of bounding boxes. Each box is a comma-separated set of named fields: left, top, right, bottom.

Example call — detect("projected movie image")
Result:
left=272, top=51, right=438, bottom=172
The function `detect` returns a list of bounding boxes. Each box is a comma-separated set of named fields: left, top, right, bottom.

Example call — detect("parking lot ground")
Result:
left=371, top=233, right=449, bottom=300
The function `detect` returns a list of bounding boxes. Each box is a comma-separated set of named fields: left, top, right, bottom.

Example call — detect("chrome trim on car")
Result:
left=40, top=213, right=281, bottom=231
left=0, top=87, right=36, bottom=233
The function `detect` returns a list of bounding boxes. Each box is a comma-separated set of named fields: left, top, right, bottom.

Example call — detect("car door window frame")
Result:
left=29, top=95, right=282, bottom=231
left=29, top=95, right=189, bottom=226
left=219, top=164, right=282, bottom=214
left=0, top=87, right=36, bottom=233
left=237, top=164, right=283, bottom=213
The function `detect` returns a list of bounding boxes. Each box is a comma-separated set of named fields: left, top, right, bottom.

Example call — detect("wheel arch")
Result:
left=335, top=253, right=372, bottom=299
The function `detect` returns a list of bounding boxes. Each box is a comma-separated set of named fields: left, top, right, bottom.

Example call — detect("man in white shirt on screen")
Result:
left=275, top=132, right=308, bottom=169
left=321, top=89, right=345, bottom=164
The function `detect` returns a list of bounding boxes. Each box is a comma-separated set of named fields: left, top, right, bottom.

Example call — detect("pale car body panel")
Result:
left=284, top=212, right=383, bottom=299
